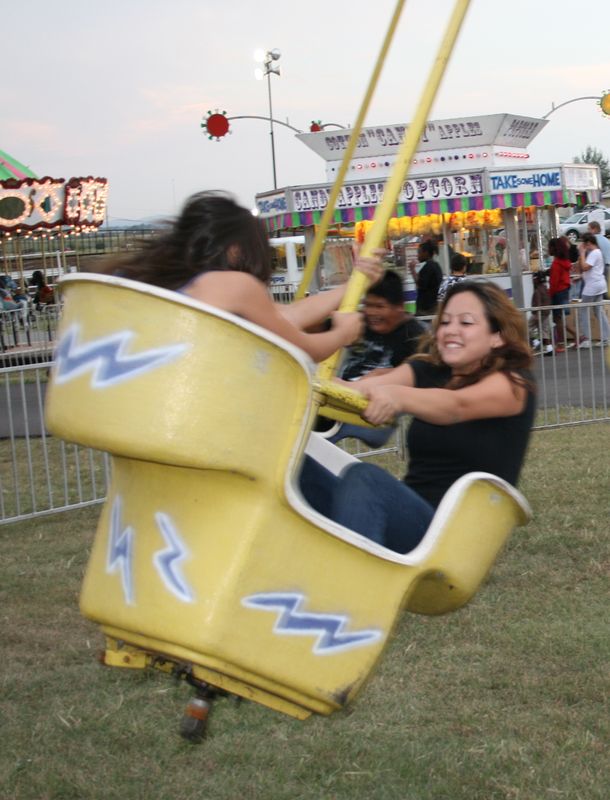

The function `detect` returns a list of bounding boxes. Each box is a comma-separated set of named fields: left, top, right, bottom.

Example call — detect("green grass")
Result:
left=1, top=424, right=609, bottom=800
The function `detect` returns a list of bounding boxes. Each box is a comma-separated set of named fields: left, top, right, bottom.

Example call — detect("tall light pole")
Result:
left=254, top=48, right=281, bottom=190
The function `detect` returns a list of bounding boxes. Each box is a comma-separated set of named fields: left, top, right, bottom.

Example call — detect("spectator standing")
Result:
left=568, top=239, right=583, bottom=301
left=437, top=253, right=468, bottom=302
left=577, top=233, right=609, bottom=347
left=529, top=271, right=553, bottom=355
left=547, top=237, right=572, bottom=353
left=587, top=220, right=610, bottom=291
left=408, top=239, right=442, bottom=318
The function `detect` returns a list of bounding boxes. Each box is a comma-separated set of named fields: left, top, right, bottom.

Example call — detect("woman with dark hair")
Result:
left=300, top=281, right=536, bottom=553
left=96, top=192, right=383, bottom=363
left=29, top=269, right=55, bottom=308
left=547, top=236, right=572, bottom=352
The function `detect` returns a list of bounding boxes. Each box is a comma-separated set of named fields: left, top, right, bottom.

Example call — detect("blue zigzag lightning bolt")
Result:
left=106, top=495, right=135, bottom=605
left=242, top=592, right=382, bottom=655
left=153, top=512, right=194, bottom=603
left=53, top=324, right=189, bottom=388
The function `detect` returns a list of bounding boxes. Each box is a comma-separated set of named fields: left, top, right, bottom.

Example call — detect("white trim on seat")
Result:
left=289, top=436, right=531, bottom=567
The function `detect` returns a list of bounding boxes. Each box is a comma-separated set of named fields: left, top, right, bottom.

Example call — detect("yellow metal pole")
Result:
left=316, top=0, right=471, bottom=381
left=294, top=0, right=407, bottom=300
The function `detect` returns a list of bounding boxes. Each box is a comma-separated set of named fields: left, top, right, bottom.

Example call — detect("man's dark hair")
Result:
left=581, top=232, right=597, bottom=246
left=419, top=239, right=439, bottom=258
left=367, top=269, right=404, bottom=306
left=450, top=253, right=467, bottom=273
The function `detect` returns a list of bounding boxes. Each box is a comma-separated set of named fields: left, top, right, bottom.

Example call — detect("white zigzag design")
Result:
left=242, top=592, right=383, bottom=655
left=54, top=324, right=189, bottom=388
left=106, top=495, right=135, bottom=605
left=153, top=513, right=194, bottom=603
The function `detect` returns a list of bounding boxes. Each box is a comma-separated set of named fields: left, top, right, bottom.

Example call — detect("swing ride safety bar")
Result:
left=315, top=0, right=472, bottom=384
left=294, top=0, right=408, bottom=302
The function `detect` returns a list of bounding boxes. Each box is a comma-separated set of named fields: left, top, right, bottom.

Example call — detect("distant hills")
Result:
left=101, top=216, right=166, bottom=230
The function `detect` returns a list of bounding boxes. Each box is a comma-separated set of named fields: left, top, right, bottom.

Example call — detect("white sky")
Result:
left=3, top=0, right=610, bottom=221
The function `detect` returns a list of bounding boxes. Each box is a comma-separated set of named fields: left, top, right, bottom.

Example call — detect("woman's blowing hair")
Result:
left=93, top=192, right=273, bottom=289
left=413, top=280, right=534, bottom=389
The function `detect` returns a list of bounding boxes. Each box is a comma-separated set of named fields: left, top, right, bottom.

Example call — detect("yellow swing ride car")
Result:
left=44, top=0, right=531, bottom=740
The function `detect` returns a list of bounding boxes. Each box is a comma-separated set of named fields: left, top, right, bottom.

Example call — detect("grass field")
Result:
left=1, top=423, right=609, bottom=800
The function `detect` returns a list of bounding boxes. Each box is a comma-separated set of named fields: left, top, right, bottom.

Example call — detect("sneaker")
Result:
left=554, top=344, right=566, bottom=353
left=543, top=344, right=554, bottom=355
left=578, top=338, right=591, bottom=349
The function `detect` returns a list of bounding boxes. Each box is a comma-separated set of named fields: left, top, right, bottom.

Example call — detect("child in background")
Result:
left=529, top=271, right=553, bottom=355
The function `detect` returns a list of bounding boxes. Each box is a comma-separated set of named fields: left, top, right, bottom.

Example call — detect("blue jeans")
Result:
left=579, top=294, right=610, bottom=341
left=299, top=456, right=435, bottom=554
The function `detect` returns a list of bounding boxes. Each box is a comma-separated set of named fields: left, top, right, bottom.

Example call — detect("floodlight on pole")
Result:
left=254, top=48, right=282, bottom=190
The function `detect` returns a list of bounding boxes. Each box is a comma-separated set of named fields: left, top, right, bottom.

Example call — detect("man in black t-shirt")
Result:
left=408, top=239, right=443, bottom=317
left=324, top=270, right=424, bottom=445
left=340, top=270, right=424, bottom=380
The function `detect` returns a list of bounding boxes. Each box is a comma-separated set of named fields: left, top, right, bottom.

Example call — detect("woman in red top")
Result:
left=547, top=237, right=572, bottom=352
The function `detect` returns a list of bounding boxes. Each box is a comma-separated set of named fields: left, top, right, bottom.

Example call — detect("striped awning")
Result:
left=262, top=188, right=570, bottom=233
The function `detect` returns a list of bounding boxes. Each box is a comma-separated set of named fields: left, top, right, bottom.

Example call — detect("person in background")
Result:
left=1, top=276, right=30, bottom=325
left=529, top=271, right=553, bottom=355
left=0, top=276, right=20, bottom=311
left=587, top=220, right=610, bottom=292
left=408, top=239, right=442, bottom=318
left=324, top=270, right=425, bottom=446
left=437, top=252, right=468, bottom=302
left=576, top=233, right=609, bottom=348
left=340, top=270, right=424, bottom=381
left=300, top=280, right=535, bottom=553
left=547, top=237, right=572, bottom=353
left=568, top=239, right=583, bottom=301
left=29, top=270, right=56, bottom=309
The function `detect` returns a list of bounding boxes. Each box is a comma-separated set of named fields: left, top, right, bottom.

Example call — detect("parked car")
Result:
left=558, top=207, right=610, bottom=242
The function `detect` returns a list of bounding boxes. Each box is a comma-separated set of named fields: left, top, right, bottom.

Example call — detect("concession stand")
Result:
left=255, top=113, right=602, bottom=307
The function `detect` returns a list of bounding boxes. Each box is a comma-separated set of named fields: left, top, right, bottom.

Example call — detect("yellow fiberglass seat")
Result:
left=44, top=273, right=531, bottom=722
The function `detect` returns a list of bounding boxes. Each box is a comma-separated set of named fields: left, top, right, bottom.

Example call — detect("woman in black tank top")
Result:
left=300, top=281, right=535, bottom=553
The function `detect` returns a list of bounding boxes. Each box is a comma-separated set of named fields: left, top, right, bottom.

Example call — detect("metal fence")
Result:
left=0, top=305, right=61, bottom=364
left=0, top=300, right=608, bottom=525
left=526, top=298, right=609, bottom=428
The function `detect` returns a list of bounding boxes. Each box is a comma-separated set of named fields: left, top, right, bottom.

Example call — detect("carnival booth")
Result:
left=256, top=113, right=602, bottom=307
